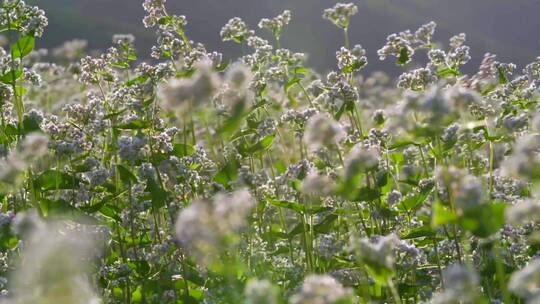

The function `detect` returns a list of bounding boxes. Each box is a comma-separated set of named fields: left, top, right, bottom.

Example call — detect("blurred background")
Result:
left=27, top=0, right=540, bottom=75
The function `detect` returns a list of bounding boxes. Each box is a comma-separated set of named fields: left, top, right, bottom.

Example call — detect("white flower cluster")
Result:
left=258, top=10, right=292, bottom=39
left=290, top=275, right=354, bottom=304
left=175, top=189, right=255, bottom=266
left=323, top=3, right=358, bottom=29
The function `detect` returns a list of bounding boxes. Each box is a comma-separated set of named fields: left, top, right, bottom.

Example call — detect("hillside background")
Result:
left=27, top=0, right=540, bottom=75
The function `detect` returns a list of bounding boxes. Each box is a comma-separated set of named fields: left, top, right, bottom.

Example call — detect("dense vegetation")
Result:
left=0, top=1, right=539, bottom=303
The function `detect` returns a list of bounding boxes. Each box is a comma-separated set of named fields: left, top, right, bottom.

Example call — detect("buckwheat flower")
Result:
left=19, top=132, right=49, bottom=161
left=371, top=109, right=386, bottom=125
left=448, top=45, right=471, bottom=67
left=213, top=189, right=255, bottom=231
left=143, top=0, right=166, bottom=12
left=79, top=56, right=114, bottom=85
left=175, top=200, right=218, bottom=265
left=26, top=109, right=44, bottom=127
left=386, top=190, right=402, bottom=206
left=244, top=279, right=278, bottom=304
left=378, top=33, right=414, bottom=64
left=323, top=3, right=358, bottom=29
left=23, top=68, right=41, bottom=86
left=175, top=189, right=255, bottom=266
left=85, top=168, right=109, bottom=188
left=454, top=174, right=484, bottom=206
left=509, top=258, right=540, bottom=302
left=428, top=49, right=447, bottom=66
left=449, top=33, right=467, bottom=49
left=160, top=60, right=220, bottom=112
left=441, top=123, right=460, bottom=147
left=257, top=118, right=277, bottom=137
left=225, top=62, right=253, bottom=93
left=530, top=112, right=540, bottom=132
left=8, top=219, right=101, bottom=304
left=432, top=264, right=480, bottom=304
left=258, top=10, right=291, bottom=39
left=336, top=45, right=367, bottom=73
left=444, top=86, right=483, bottom=114
left=159, top=78, right=193, bottom=109
left=396, top=239, right=427, bottom=269
left=476, top=53, right=498, bottom=78
left=190, top=60, right=221, bottom=98
left=303, top=113, right=345, bottom=149
left=436, top=166, right=484, bottom=209
left=524, top=56, right=540, bottom=80
left=319, top=233, right=343, bottom=259
left=118, top=136, right=146, bottom=164
left=290, top=275, right=354, bottom=304
left=52, top=39, right=88, bottom=61
left=414, top=21, right=437, bottom=46
left=267, top=65, right=287, bottom=82
left=0, top=83, right=13, bottom=102
left=352, top=234, right=398, bottom=270
left=502, top=113, right=528, bottom=132
left=345, top=143, right=380, bottom=175
left=397, top=67, right=436, bottom=91
left=301, top=172, right=335, bottom=197
left=330, top=269, right=366, bottom=287
left=502, top=134, right=540, bottom=180
left=402, top=85, right=452, bottom=120
left=11, top=209, right=45, bottom=237
left=18, top=4, right=49, bottom=37
left=142, top=0, right=167, bottom=28
left=326, top=79, right=359, bottom=110
left=112, top=34, right=135, bottom=45
left=493, top=61, right=517, bottom=83
left=220, top=17, right=253, bottom=43
left=506, top=199, right=540, bottom=225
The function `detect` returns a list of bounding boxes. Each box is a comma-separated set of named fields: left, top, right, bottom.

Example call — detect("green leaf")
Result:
left=497, top=66, right=508, bottom=84
left=287, top=213, right=338, bottom=237
left=268, top=198, right=331, bottom=215
left=240, top=134, right=275, bottom=156
left=34, top=170, right=81, bottom=191
left=116, top=120, right=150, bottom=130
left=39, top=199, right=99, bottom=224
left=80, top=198, right=109, bottom=214
left=364, top=264, right=394, bottom=286
left=0, top=69, right=22, bottom=84
left=172, top=143, right=195, bottom=157
left=396, top=47, right=410, bottom=65
left=397, top=185, right=433, bottom=213
left=269, top=199, right=305, bottom=214
left=0, top=224, right=18, bottom=249
left=438, top=67, right=460, bottom=78
left=11, top=35, right=35, bottom=59
left=146, top=178, right=167, bottom=208
left=99, top=204, right=122, bottom=222
left=284, top=77, right=300, bottom=93
left=355, top=187, right=381, bottom=202
left=117, top=165, right=138, bottom=185
left=460, top=203, right=506, bottom=238
left=432, top=202, right=457, bottom=227
left=213, top=158, right=239, bottom=186
left=334, top=102, right=347, bottom=121
left=125, top=75, right=149, bottom=86
left=314, top=213, right=338, bottom=233
left=401, top=226, right=437, bottom=239
left=218, top=102, right=246, bottom=137
left=21, top=115, right=41, bottom=134
left=388, top=140, right=417, bottom=150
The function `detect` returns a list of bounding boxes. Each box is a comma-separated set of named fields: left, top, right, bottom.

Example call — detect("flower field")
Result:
left=0, top=1, right=539, bottom=303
